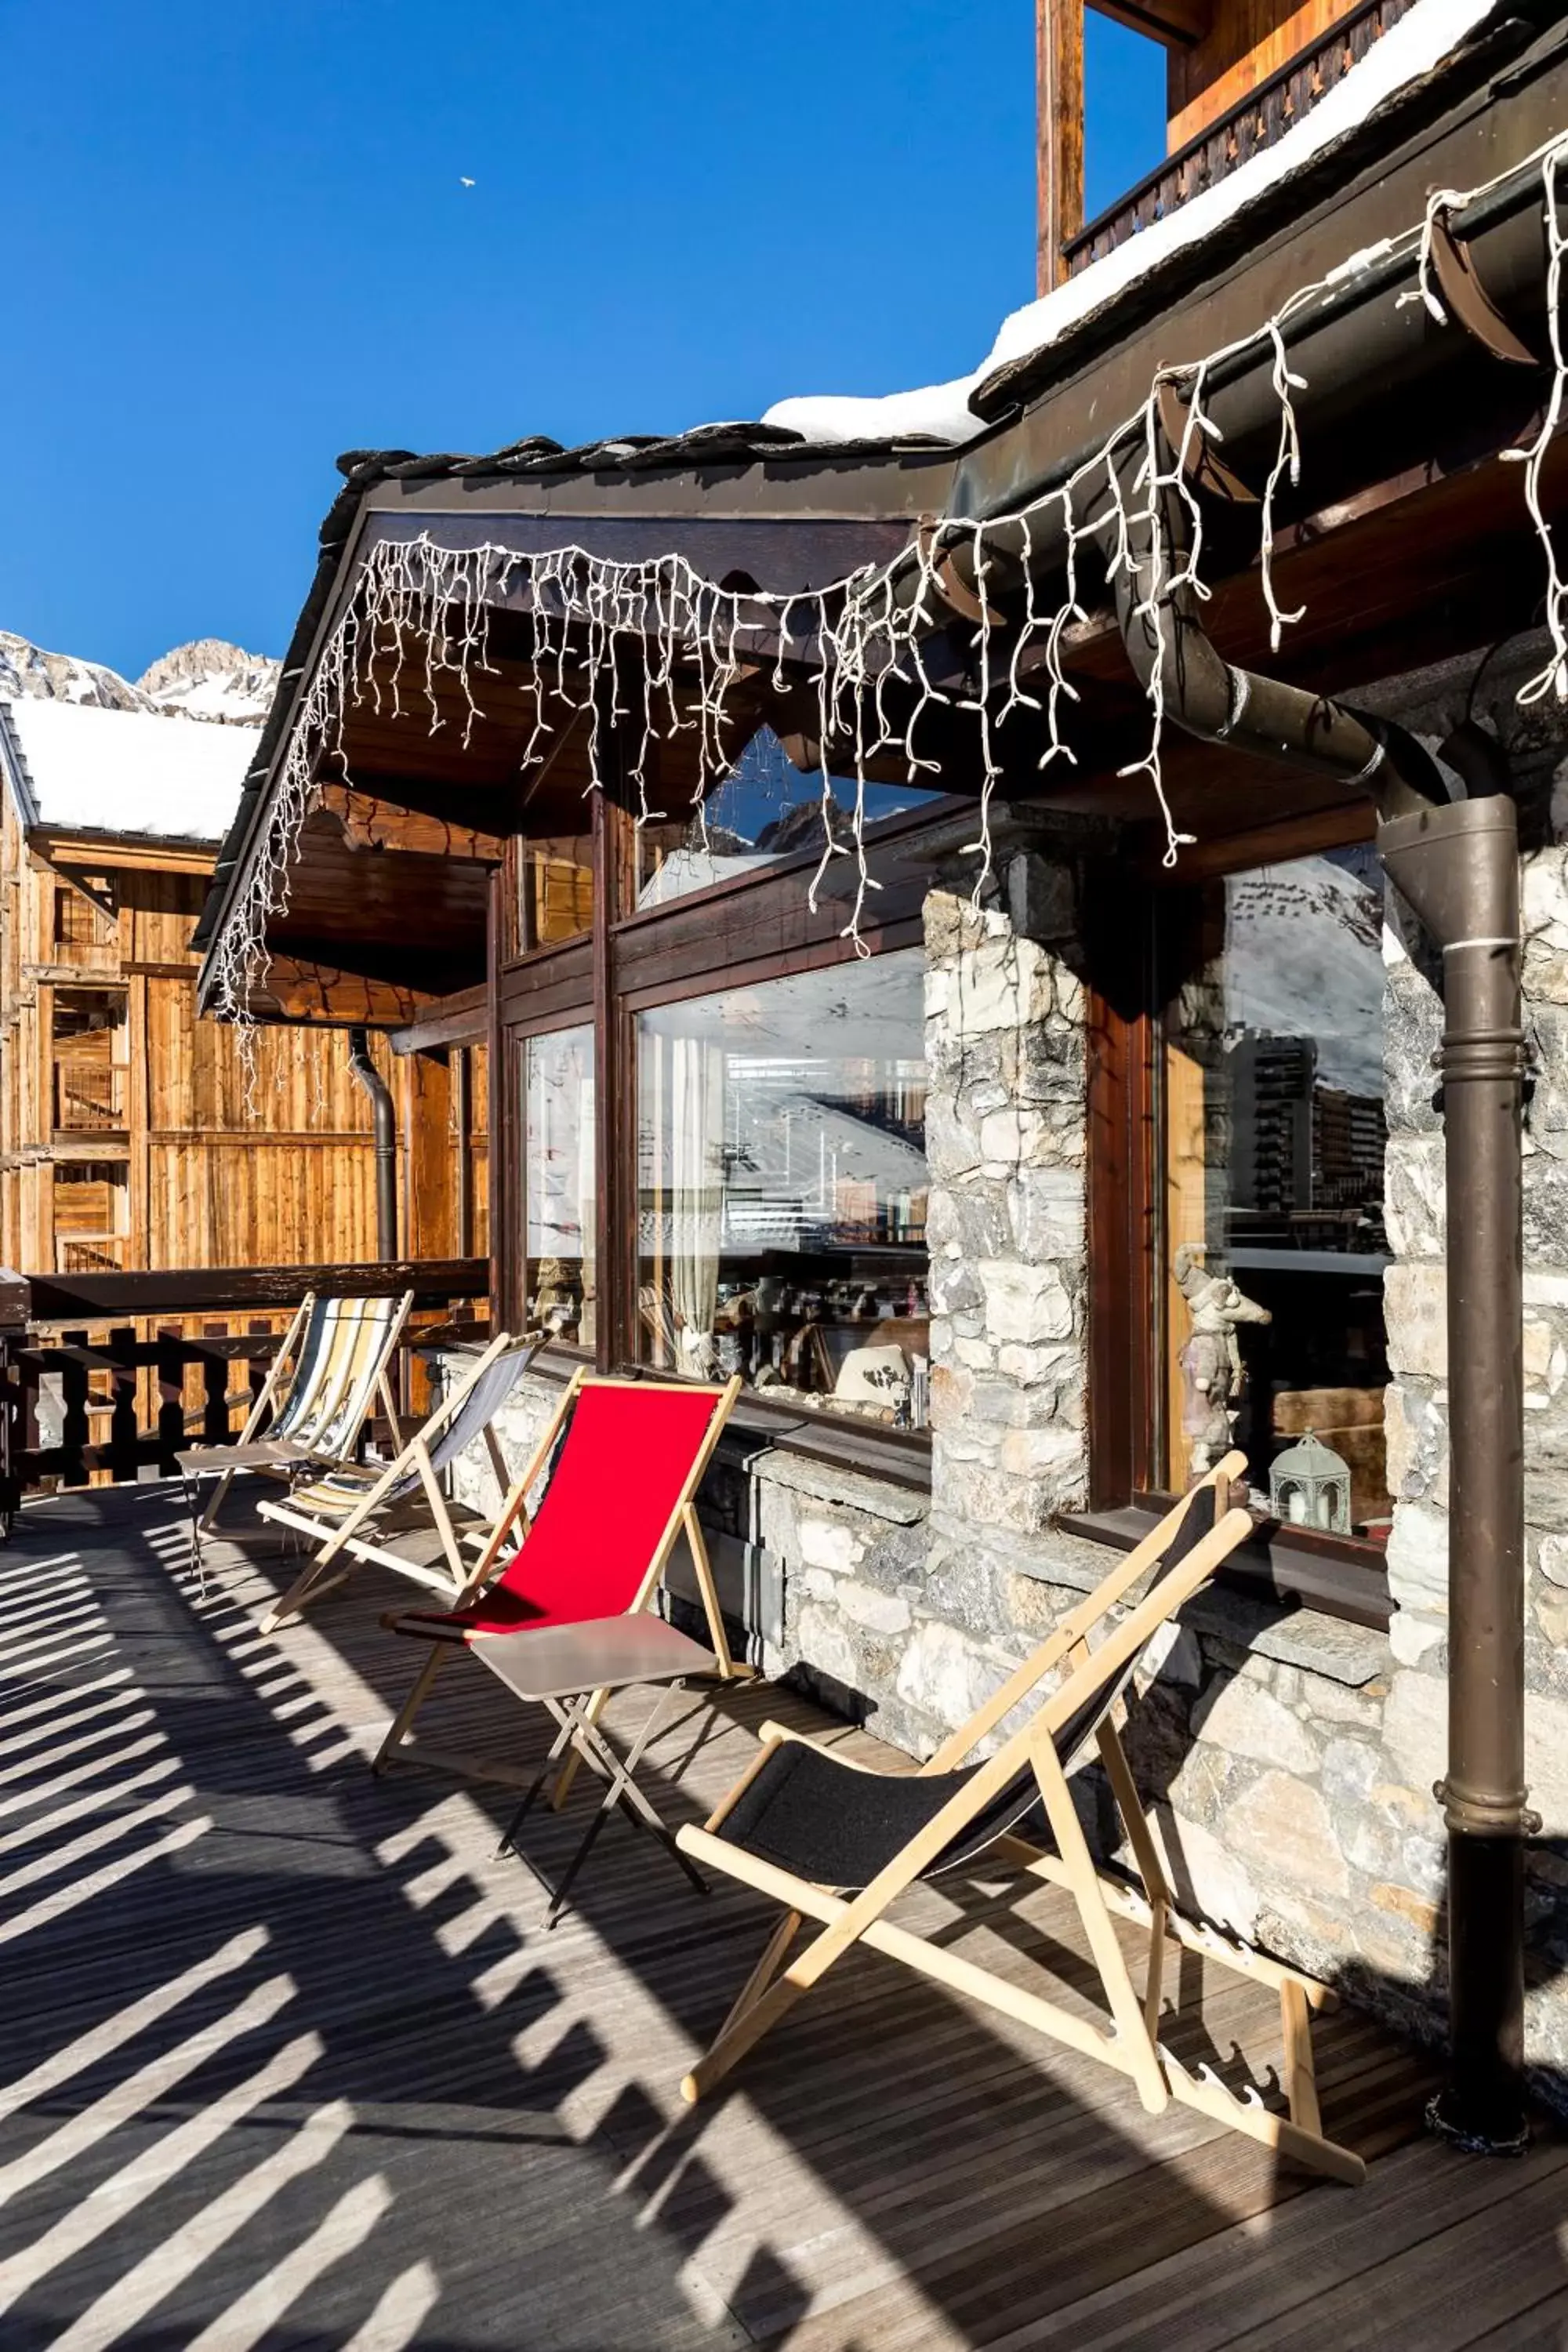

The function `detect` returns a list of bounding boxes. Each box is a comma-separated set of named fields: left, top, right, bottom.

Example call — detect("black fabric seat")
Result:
left=717, top=1483, right=1218, bottom=1894
left=716, top=1740, right=1051, bottom=1890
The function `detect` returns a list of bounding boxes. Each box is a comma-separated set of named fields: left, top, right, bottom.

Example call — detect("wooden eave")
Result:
left=27, top=826, right=218, bottom=876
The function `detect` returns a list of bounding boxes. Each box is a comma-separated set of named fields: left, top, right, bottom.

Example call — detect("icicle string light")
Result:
left=213, top=131, right=1568, bottom=1027
left=1509, top=137, right=1568, bottom=706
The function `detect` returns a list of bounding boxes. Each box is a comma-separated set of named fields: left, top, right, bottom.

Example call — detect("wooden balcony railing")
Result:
left=53, top=1060, right=126, bottom=1133
left=0, top=1258, right=490, bottom=1515
left=1063, top=0, right=1416, bottom=278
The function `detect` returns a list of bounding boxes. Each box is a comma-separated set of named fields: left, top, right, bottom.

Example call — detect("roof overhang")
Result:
left=194, top=1, right=1568, bottom=1022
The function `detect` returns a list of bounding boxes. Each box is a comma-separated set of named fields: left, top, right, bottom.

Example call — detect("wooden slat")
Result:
left=27, top=1256, right=487, bottom=1322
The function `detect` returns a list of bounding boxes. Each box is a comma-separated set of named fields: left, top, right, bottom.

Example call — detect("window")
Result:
left=53, top=1161, right=128, bottom=1269
left=635, top=952, right=930, bottom=1425
left=521, top=1025, right=596, bottom=1348
left=517, top=834, right=593, bottom=950
left=635, top=727, right=945, bottom=910
left=1160, top=846, right=1390, bottom=1536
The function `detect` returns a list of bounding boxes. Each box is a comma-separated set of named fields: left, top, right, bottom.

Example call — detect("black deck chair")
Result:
left=677, top=1455, right=1365, bottom=2187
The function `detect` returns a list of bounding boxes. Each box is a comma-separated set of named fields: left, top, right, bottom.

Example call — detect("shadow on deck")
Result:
left=0, top=1484, right=1563, bottom=2350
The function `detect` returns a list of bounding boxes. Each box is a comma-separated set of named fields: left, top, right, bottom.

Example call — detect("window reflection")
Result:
left=523, top=1025, right=595, bottom=1348
left=517, top=835, right=593, bottom=949
left=636, top=727, right=944, bottom=909
left=637, top=952, right=930, bottom=1425
left=1163, top=847, right=1391, bottom=1533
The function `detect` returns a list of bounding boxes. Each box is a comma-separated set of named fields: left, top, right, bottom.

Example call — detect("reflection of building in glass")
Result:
left=1314, top=1084, right=1388, bottom=1217
left=1224, top=1029, right=1385, bottom=1249
left=717, top=1064, right=928, bottom=1252
left=1229, top=1035, right=1314, bottom=1221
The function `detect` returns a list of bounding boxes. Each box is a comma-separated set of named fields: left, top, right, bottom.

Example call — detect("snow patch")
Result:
left=763, top=0, right=1505, bottom=448
left=0, top=698, right=260, bottom=842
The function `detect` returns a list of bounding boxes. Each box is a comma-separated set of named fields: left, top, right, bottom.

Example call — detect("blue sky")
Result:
left=0, top=2, right=1164, bottom=681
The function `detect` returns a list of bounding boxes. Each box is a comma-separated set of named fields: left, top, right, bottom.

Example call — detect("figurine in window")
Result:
left=1174, top=1243, right=1271, bottom=1486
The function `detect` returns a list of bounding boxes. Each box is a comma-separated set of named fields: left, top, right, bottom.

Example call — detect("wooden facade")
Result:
left=0, top=786, right=487, bottom=1276
left=1037, top=0, right=1418, bottom=289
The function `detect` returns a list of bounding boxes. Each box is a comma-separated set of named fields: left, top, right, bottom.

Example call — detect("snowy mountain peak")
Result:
left=0, top=632, right=279, bottom=728
left=0, top=631, right=146, bottom=714
left=136, top=638, right=280, bottom=725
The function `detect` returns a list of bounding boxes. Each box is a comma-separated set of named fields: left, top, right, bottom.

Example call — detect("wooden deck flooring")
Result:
left=0, top=1483, right=1563, bottom=2350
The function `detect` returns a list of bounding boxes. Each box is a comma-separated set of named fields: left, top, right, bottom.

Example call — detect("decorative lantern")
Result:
left=1269, top=1429, right=1352, bottom=1534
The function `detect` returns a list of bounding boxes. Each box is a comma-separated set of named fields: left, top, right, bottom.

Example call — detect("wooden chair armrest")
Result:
left=756, top=1719, right=890, bottom=1774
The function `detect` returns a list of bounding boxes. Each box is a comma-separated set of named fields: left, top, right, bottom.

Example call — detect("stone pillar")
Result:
left=901, top=855, right=1091, bottom=1743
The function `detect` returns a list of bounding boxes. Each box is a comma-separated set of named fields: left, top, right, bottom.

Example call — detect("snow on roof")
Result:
left=0, top=696, right=260, bottom=844
left=763, top=0, right=1503, bottom=448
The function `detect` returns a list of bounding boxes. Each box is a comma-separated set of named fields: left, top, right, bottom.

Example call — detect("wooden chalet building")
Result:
left=195, top=0, right=1568, bottom=2143
left=0, top=693, right=484, bottom=1276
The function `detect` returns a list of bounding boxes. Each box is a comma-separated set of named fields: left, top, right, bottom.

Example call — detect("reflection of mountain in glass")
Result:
left=1223, top=851, right=1383, bottom=1097
left=640, top=950, right=928, bottom=1065
left=637, top=727, right=941, bottom=909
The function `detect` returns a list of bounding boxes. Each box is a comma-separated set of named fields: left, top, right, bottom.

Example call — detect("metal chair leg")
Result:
left=497, top=1682, right=707, bottom=1927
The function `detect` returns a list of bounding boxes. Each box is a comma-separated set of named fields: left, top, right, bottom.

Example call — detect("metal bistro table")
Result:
left=474, top=1613, right=720, bottom=1927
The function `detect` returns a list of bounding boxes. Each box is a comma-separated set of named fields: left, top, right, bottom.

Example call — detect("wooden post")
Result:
left=107, top=1324, right=140, bottom=1482
left=587, top=682, right=639, bottom=1374
left=485, top=868, right=505, bottom=1335
left=60, top=1329, right=89, bottom=1486
left=155, top=1323, right=185, bottom=1472
left=1036, top=0, right=1085, bottom=295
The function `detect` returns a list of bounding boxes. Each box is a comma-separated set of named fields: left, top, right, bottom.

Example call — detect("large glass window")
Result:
left=1161, top=845, right=1390, bottom=1534
left=636, top=727, right=945, bottom=909
left=522, top=1025, right=596, bottom=1348
left=636, top=951, right=930, bottom=1425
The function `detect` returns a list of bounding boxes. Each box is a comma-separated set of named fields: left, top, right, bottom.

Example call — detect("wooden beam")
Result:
left=27, top=827, right=217, bottom=876
left=1089, top=0, right=1210, bottom=47
left=27, top=1256, right=488, bottom=1323
left=387, top=982, right=490, bottom=1057
left=1037, top=0, right=1085, bottom=296
left=251, top=956, right=436, bottom=1027
left=315, top=782, right=505, bottom=862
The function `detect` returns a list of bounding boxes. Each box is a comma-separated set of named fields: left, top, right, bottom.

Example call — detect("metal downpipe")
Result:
left=1113, top=462, right=1530, bottom=2150
left=347, top=1025, right=398, bottom=1264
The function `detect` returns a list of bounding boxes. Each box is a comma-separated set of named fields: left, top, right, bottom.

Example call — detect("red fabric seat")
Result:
left=394, top=1383, right=724, bottom=1642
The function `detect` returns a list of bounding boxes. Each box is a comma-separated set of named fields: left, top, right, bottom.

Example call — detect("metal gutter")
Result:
left=347, top=1026, right=398, bottom=1262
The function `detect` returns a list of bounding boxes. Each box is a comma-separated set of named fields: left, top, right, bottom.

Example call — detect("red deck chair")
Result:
left=372, top=1369, right=746, bottom=1787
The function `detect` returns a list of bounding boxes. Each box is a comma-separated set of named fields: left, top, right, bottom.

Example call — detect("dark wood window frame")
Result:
left=489, top=774, right=960, bottom=1482
left=1073, top=808, right=1394, bottom=1632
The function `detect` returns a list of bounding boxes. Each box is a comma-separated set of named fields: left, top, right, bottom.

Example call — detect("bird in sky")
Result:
left=460, top=176, right=475, bottom=187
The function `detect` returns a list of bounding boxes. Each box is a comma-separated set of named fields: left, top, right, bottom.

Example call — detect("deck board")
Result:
left=0, top=1483, right=1561, bottom=2350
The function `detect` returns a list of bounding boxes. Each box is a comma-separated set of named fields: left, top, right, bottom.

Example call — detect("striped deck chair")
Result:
left=256, top=1332, right=544, bottom=1629
left=371, top=1370, right=748, bottom=1791
left=179, top=1290, right=416, bottom=1537
left=677, top=1457, right=1365, bottom=2188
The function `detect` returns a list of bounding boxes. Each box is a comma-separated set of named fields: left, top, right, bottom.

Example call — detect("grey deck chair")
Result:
left=679, top=1457, right=1366, bottom=2188
left=256, top=1331, right=543, bottom=1629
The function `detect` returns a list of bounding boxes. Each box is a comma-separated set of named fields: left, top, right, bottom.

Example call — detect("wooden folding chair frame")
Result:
left=372, top=1369, right=750, bottom=1793
left=191, top=1289, right=413, bottom=1537
left=256, top=1330, right=538, bottom=1630
left=676, top=1455, right=1365, bottom=2188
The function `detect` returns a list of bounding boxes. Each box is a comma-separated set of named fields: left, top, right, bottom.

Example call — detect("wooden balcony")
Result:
left=1065, top=0, right=1416, bottom=278
left=0, top=1480, right=1563, bottom=2344
left=53, top=1058, right=127, bottom=1136
left=0, top=1258, right=489, bottom=1504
